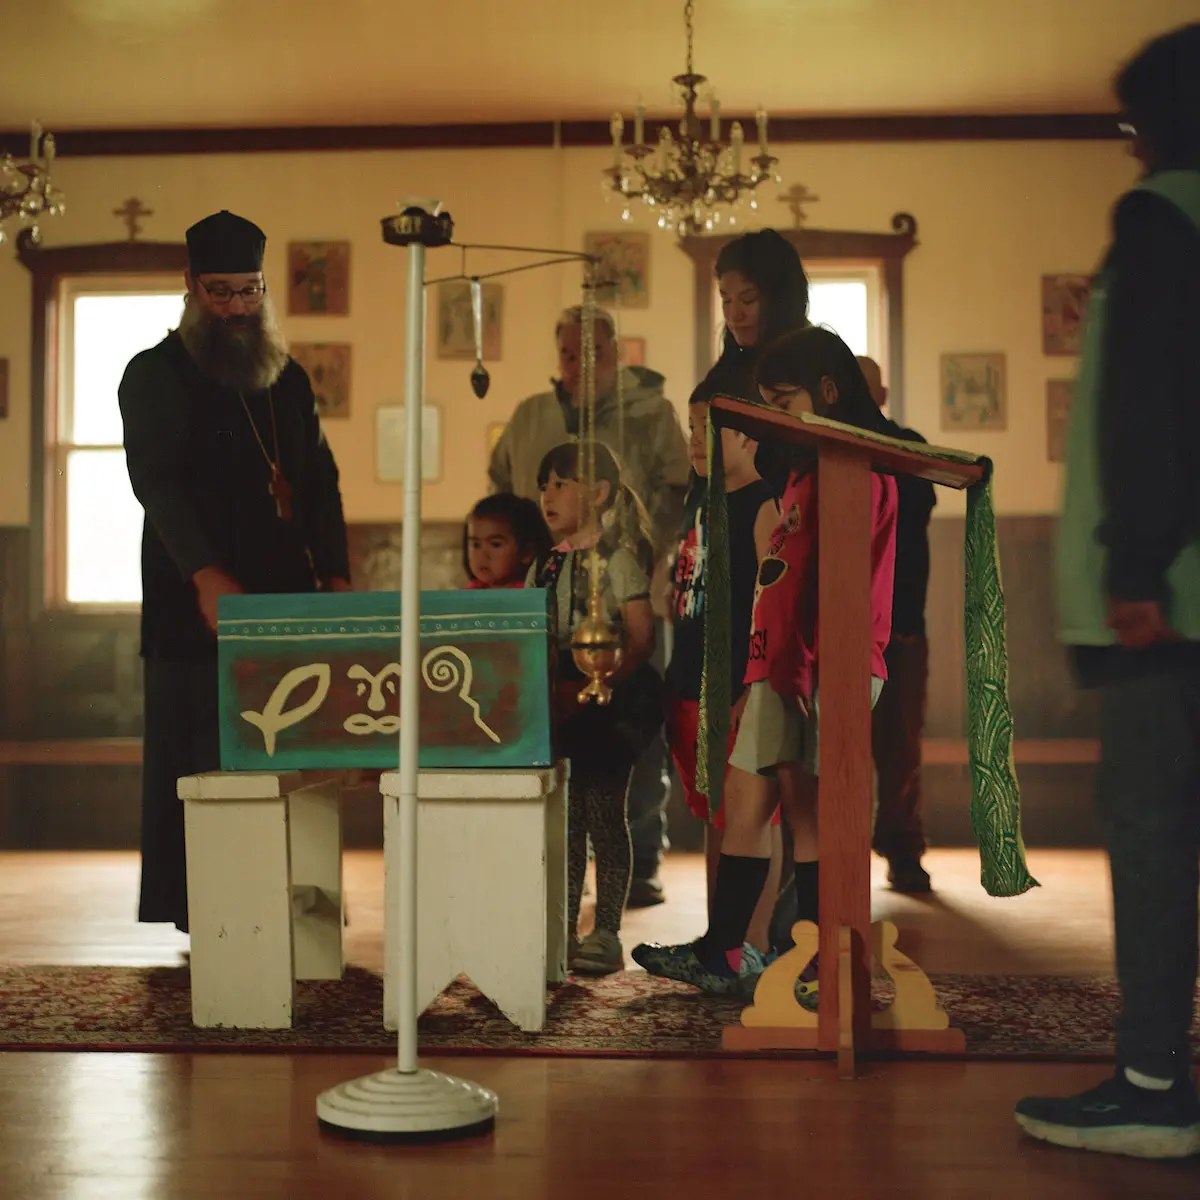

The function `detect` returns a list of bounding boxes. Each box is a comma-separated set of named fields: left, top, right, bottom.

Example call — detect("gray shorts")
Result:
left=729, top=676, right=885, bottom=777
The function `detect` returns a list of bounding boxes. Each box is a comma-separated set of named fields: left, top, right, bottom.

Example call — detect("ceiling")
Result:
left=5, top=0, right=1197, bottom=131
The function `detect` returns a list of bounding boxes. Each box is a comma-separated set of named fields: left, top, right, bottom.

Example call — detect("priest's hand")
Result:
left=325, top=577, right=352, bottom=592
left=192, top=565, right=244, bottom=635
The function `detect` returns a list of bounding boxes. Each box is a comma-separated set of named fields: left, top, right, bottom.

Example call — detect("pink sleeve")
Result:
left=871, top=474, right=899, bottom=663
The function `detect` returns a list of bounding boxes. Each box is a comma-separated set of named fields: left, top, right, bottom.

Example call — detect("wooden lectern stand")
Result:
left=711, top=398, right=985, bottom=1078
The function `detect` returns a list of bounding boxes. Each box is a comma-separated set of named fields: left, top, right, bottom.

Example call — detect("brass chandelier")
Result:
left=604, top=0, right=781, bottom=236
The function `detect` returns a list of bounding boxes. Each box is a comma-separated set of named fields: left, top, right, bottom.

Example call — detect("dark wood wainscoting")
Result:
left=1, top=517, right=1101, bottom=850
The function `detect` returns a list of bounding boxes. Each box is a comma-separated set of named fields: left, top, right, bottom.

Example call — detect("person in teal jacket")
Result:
left=1015, top=23, right=1200, bottom=1160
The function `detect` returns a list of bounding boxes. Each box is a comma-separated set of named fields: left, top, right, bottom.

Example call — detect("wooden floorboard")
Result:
left=0, top=846, right=1120, bottom=975
left=2, top=848, right=1197, bottom=1197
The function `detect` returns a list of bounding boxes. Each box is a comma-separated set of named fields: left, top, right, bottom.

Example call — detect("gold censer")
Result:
left=570, top=593, right=624, bottom=705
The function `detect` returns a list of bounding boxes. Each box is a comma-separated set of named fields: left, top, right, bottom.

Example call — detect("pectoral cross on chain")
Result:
left=270, top=467, right=294, bottom=522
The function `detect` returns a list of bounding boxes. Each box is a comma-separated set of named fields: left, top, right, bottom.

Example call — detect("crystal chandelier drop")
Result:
left=0, top=122, right=66, bottom=247
left=604, top=0, right=781, bottom=236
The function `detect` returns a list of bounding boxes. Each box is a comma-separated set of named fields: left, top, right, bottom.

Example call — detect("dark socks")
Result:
left=793, top=860, right=819, bottom=925
left=697, top=854, right=772, bottom=973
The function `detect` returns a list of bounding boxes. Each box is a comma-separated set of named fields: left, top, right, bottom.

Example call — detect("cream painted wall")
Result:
left=0, top=139, right=1137, bottom=529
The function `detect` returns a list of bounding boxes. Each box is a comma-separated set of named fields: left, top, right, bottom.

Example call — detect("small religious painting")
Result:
left=436, top=281, right=503, bottom=361
left=619, top=336, right=646, bottom=367
left=288, top=241, right=351, bottom=315
left=1046, top=378, right=1073, bottom=463
left=584, top=231, right=651, bottom=309
left=940, top=353, right=1007, bottom=432
left=0, top=358, right=7, bottom=419
left=487, top=422, right=506, bottom=455
left=291, top=343, right=351, bottom=419
left=1041, top=273, right=1091, bottom=356
left=376, top=404, right=442, bottom=483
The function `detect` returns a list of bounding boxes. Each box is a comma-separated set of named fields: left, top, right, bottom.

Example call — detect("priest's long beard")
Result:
left=177, top=292, right=290, bottom=393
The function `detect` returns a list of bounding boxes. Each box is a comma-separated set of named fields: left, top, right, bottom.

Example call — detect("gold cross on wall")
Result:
left=113, top=197, right=153, bottom=241
left=778, top=183, right=820, bottom=228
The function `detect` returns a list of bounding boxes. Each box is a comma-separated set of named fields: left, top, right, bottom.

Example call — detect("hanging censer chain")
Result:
left=583, top=276, right=599, bottom=615
left=614, top=311, right=625, bottom=481
left=570, top=268, right=624, bottom=705
left=238, top=390, right=293, bottom=521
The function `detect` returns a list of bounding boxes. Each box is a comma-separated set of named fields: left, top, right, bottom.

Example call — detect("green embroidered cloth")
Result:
left=698, top=406, right=1038, bottom=899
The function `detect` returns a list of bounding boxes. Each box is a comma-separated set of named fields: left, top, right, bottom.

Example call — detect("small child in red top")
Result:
left=638, top=326, right=898, bottom=999
left=462, top=493, right=552, bottom=589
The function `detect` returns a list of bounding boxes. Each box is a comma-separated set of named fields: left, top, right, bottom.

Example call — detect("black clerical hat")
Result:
left=186, top=210, right=266, bottom=275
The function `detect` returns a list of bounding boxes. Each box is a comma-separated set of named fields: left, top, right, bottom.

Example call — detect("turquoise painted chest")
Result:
left=216, top=589, right=553, bottom=770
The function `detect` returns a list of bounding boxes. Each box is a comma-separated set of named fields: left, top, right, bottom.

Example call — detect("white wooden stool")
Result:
left=179, top=771, right=344, bottom=1029
left=381, top=764, right=568, bottom=1034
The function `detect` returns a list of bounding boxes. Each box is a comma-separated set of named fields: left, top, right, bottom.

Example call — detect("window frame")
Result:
left=16, top=233, right=189, bottom=620
left=50, top=275, right=185, bottom=611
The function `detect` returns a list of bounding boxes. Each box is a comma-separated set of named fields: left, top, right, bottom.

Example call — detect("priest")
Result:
left=119, top=209, right=351, bottom=934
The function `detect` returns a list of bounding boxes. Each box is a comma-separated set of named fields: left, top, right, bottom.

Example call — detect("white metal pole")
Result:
left=397, top=236, right=426, bottom=1076
left=315, top=202, right=496, bottom=1140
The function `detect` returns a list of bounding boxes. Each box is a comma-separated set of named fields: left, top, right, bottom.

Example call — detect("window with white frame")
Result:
left=51, top=278, right=185, bottom=607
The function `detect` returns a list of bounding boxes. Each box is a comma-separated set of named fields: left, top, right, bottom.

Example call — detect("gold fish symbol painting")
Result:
left=240, top=664, right=332, bottom=757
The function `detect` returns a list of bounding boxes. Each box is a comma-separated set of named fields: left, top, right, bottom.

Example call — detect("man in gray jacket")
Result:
left=489, top=305, right=690, bottom=904
left=488, top=306, right=689, bottom=548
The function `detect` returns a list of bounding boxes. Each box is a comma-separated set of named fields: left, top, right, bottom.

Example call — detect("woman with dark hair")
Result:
left=712, top=228, right=810, bottom=373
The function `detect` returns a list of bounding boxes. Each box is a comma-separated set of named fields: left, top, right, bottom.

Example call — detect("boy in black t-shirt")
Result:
left=658, top=370, right=781, bottom=962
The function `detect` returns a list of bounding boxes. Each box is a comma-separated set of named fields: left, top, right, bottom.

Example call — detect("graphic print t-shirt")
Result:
left=666, top=478, right=777, bottom=702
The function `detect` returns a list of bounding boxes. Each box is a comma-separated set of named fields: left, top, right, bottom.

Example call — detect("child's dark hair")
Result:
left=462, top=492, right=553, bottom=582
left=755, top=325, right=892, bottom=437
left=714, top=229, right=810, bottom=363
left=536, top=440, right=654, bottom=573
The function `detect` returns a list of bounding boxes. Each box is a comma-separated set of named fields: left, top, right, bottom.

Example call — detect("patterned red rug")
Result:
left=1, top=965, right=1197, bottom=1059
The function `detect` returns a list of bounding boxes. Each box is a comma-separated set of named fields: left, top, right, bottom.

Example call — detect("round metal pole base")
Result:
left=317, top=1066, right=497, bottom=1144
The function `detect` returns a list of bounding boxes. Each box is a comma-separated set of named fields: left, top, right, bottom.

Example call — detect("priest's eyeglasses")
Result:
left=198, top=279, right=267, bottom=305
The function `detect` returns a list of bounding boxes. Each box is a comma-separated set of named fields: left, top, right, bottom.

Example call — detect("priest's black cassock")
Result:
left=118, top=211, right=349, bottom=932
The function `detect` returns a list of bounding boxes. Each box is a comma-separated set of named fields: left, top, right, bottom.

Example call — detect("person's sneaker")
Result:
left=631, top=940, right=744, bottom=997
left=739, top=944, right=767, bottom=977
left=887, top=858, right=932, bottom=894
left=626, top=877, right=666, bottom=908
left=570, top=929, right=625, bottom=975
left=1015, top=1073, right=1200, bottom=1159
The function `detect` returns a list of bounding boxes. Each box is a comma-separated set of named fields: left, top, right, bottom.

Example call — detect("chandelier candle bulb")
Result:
left=710, top=96, right=720, bottom=140
left=730, top=121, right=743, bottom=174
left=756, top=106, right=769, bottom=154
left=610, top=113, right=623, bottom=166
left=634, top=99, right=644, bottom=146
